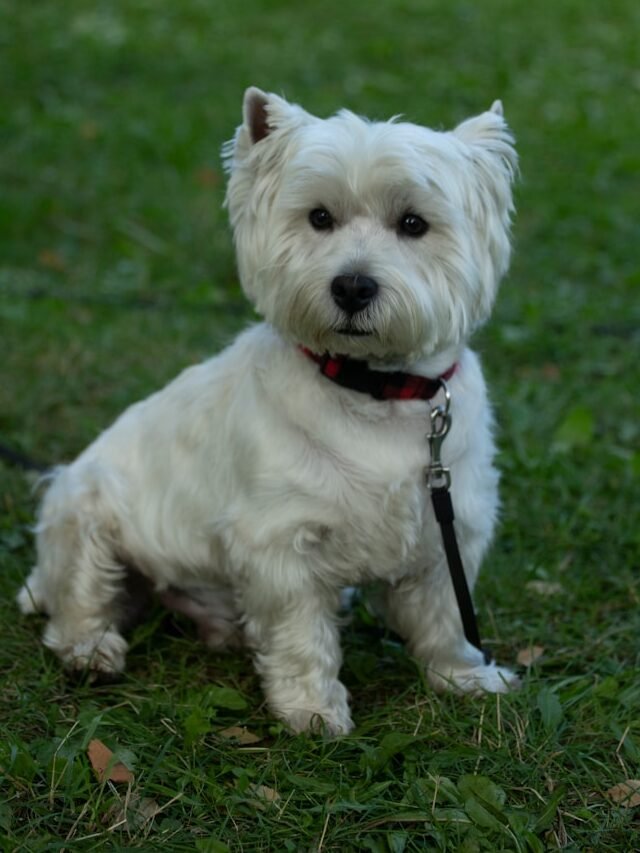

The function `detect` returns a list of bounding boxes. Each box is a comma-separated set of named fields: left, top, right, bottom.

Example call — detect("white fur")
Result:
left=18, top=89, right=519, bottom=733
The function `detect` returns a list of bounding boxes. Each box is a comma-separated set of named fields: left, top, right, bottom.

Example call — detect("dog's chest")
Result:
left=319, top=432, right=431, bottom=580
left=251, top=407, right=435, bottom=583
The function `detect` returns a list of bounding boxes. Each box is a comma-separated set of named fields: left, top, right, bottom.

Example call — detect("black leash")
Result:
left=0, top=441, right=48, bottom=473
left=426, top=383, right=492, bottom=664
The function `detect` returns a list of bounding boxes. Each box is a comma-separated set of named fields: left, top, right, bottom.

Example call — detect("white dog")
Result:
left=18, top=88, right=519, bottom=734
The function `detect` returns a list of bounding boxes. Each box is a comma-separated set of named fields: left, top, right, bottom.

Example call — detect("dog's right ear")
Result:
left=244, top=88, right=271, bottom=144
left=243, top=87, right=284, bottom=144
left=243, top=87, right=313, bottom=144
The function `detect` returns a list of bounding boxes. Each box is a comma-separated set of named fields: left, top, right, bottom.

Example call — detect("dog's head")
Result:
left=224, top=88, right=517, bottom=363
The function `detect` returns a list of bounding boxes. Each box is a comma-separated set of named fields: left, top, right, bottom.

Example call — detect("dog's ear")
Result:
left=223, top=88, right=312, bottom=174
left=452, top=103, right=518, bottom=184
left=244, top=88, right=271, bottom=144
left=451, top=104, right=518, bottom=298
left=243, top=87, right=297, bottom=144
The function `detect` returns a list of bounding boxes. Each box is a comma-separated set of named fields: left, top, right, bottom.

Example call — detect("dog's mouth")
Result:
left=335, top=328, right=373, bottom=337
left=333, top=319, right=376, bottom=337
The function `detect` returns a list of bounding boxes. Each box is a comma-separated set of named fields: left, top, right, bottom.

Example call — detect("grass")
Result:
left=1, top=0, right=639, bottom=849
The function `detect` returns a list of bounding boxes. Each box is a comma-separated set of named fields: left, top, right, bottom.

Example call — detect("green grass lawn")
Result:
left=1, top=0, right=639, bottom=849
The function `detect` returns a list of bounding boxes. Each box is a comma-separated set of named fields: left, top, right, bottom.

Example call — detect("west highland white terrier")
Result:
left=19, top=88, right=519, bottom=734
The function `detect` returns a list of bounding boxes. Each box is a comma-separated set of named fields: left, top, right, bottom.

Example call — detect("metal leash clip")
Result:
left=426, top=379, right=452, bottom=490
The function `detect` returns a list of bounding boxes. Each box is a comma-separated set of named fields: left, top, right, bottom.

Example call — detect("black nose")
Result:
left=331, top=274, right=379, bottom=315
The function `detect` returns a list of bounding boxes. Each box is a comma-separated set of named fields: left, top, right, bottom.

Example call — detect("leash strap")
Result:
left=426, top=382, right=492, bottom=664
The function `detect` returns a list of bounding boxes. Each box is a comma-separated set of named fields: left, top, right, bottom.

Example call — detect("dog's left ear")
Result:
left=453, top=101, right=518, bottom=185
left=451, top=103, right=518, bottom=293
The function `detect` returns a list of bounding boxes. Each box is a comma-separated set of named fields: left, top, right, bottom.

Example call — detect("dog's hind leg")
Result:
left=160, top=584, right=244, bottom=650
left=18, top=465, right=129, bottom=676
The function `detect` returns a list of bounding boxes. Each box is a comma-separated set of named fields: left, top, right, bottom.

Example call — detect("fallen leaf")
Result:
left=38, top=249, right=66, bottom=271
left=557, top=552, right=574, bottom=572
left=553, top=406, right=594, bottom=452
left=79, top=120, right=100, bottom=140
left=526, top=581, right=563, bottom=597
left=133, top=797, right=161, bottom=824
left=87, top=739, right=134, bottom=783
left=204, top=685, right=248, bottom=710
left=219, top=726, right=262, bottom=745
left=542, top=363, right=561, bottom=380
left=195, top=166, right=221, bottom=188
left=103, top=795, right=160, bottom=830
left=606, top=780, right=640, bottom=808
left=537, top=688, right=564, bottom=732
left=248, top=784, right=280, bottom=803
left=517, top=645, right=545, bottom=667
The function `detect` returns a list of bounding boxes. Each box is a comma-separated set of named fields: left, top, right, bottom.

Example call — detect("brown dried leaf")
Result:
left=38, top=249, right=66, bottom=271
left=87, top=738, right=134, bottom=784
left=195, top=166, right=221, bottom=188
left=606, top=780, right=640, bottom=808
left=517, top=645, right=545, bottom=667
left=542, top=363, right=561, bottom=381
left=526, top=580, right=563, bottom=597
left=79, top=120, right=100, bottom=140
left=219, top=726, right=262, bottom=745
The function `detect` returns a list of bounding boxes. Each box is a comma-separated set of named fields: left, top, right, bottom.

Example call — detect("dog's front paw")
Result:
left=268, top=677, right=354, bottom=736
left=279, top=704, right=354, bottom=737
left=428, top=661, right=520, bottom=695
left=44, top=625, right=128, bottom=677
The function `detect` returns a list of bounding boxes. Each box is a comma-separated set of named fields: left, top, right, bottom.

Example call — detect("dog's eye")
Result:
left=398, top=213, right=429, bottom=238
left=309, top=208, right=334, bottom=231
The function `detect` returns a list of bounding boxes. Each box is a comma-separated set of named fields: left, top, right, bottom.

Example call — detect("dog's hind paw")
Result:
left=17, top=570, right=47, bottom=615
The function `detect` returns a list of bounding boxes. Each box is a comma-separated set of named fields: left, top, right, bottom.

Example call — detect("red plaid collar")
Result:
left=300, top=347, right=456, bottom=401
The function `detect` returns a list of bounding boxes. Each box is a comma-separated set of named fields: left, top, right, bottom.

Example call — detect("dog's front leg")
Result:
left=386, top=564, right=519, bottom=695
left=241, top=576, right=353, bottom=735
